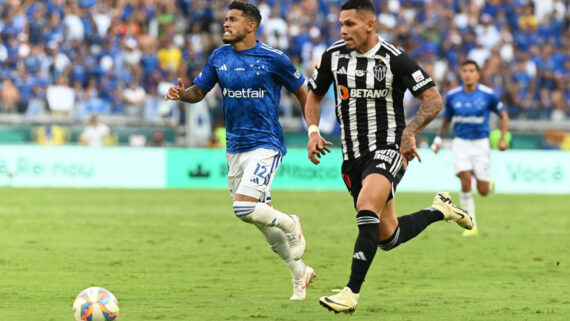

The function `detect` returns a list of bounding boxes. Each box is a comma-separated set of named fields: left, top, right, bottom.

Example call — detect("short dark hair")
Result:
left=228, top=1, right=262, bottom=27
left=461, top=60, right=480, bottom=71
left=340, top=0, right=376, bottom=14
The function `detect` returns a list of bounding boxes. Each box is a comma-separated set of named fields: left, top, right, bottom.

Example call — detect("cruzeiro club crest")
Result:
left=373, top=63, right=387, bottom=82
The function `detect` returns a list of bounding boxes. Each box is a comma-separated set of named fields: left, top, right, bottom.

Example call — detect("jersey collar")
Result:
left=350, top=35, right=383, bottom=58
left=233, top=40, right=262, bottom=53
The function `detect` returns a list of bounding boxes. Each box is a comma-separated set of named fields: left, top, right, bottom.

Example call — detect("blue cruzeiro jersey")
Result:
left=443, top=84, right=505, bottom=140
left=193, top=41, right=305, bottom=156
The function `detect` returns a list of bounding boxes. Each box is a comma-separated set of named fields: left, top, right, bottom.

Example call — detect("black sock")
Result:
left=379, top=209, right=443, bottom=251
left=346, top=210, right=379, bottom=294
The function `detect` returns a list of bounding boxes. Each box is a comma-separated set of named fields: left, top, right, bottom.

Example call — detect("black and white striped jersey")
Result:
left=308, top=35, right=435, bottom=161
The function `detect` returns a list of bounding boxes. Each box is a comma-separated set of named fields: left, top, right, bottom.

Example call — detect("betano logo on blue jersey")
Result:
left=222, top=88, right=267, bottom=98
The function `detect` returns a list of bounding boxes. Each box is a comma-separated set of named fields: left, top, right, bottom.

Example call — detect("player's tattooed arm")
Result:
left=400, top=86, right=443, bottom=166
left=405, top=87, right=443, bottom=135
left=180, top=85, right=205, bottom=103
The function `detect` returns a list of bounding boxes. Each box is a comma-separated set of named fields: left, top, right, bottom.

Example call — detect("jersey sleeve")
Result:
left=443, top=94, right=454, bottom=119
left=273, top=54, right=305, bottom=93
left=393, top=52, right=435, bottom=97
left=192, top=51, right=218, bottom=93
left=307, top=50, right=334, bottom=96
left=489, top=93, right=505, bottom=114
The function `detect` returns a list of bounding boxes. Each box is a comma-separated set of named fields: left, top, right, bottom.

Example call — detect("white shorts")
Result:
left=226, top=148, right=282, bottom=202
left=451, top=137, right=491, bottom=181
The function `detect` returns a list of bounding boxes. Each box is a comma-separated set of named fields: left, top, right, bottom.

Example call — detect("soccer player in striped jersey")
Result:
left=431, top=60, right=510, bottom=236
left=304, top=0, right=473, bottom=313
left=165, top=1, right=316, bottom=300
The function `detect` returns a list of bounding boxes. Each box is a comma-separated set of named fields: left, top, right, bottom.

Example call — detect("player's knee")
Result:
left=478, top=188, right=490, bottom=196
left=460, top=182, right=471, bottom=192
left=459, top=175, right=471, bottom=192
left=233, top=201, right=257, bottom=223
left=477, top=182, right=491, bottom=196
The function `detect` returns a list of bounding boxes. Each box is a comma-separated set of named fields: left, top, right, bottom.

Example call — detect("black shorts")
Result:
left=341, top=145, right=406, bottom=208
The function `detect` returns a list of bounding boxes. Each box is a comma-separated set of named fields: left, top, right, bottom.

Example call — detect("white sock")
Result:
left=255, top=224, right=305, bottom=279
left=460, top=192, right=476, bottom=227
left=233, top=201, right=295, bottom=233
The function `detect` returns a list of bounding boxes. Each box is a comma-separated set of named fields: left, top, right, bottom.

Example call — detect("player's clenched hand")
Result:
left=497, top=138, right=508, bottom=151
left=400, top=128, right=421, bottom=170
left=430, top=136, right=442, bottom=154
left=164, top=78, right=186, bottom=101
left=307, top=133, right=333, bottom=165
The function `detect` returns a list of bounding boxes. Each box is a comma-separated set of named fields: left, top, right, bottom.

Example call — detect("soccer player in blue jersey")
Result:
left=165, top=1, right=316, bottom=300
left=431, top=60, right=509, bottom=236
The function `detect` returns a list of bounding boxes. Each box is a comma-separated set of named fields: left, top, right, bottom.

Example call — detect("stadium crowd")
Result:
left=0, top=0, right=568, bottom=129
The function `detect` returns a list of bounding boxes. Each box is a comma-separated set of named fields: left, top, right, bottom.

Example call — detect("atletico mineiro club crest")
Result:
left=373, top=62, right=387, bottom=82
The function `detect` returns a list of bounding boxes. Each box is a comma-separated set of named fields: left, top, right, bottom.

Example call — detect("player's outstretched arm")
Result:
left=497, top=110, right=509, bottom=151
left=165, top=78, right=205, bottom=103
left=401, top=86, right=443, bottom=168
left=306, top=91, right=333, bottom=165
left=431, top=117, right=451, bottom=153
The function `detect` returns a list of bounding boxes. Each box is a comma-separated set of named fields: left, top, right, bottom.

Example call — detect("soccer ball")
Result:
left=73, top=287, right=120, bottom=321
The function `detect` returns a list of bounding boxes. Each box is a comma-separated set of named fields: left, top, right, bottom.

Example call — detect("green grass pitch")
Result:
left=0, top=188, right=568, bottom=321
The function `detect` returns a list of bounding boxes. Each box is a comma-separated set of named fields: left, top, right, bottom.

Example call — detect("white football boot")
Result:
left=319, top=287, right=359, bottom=313
left=290, top=265, right=317, bottom=300
left=431, top=192, right=473, bottom=230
